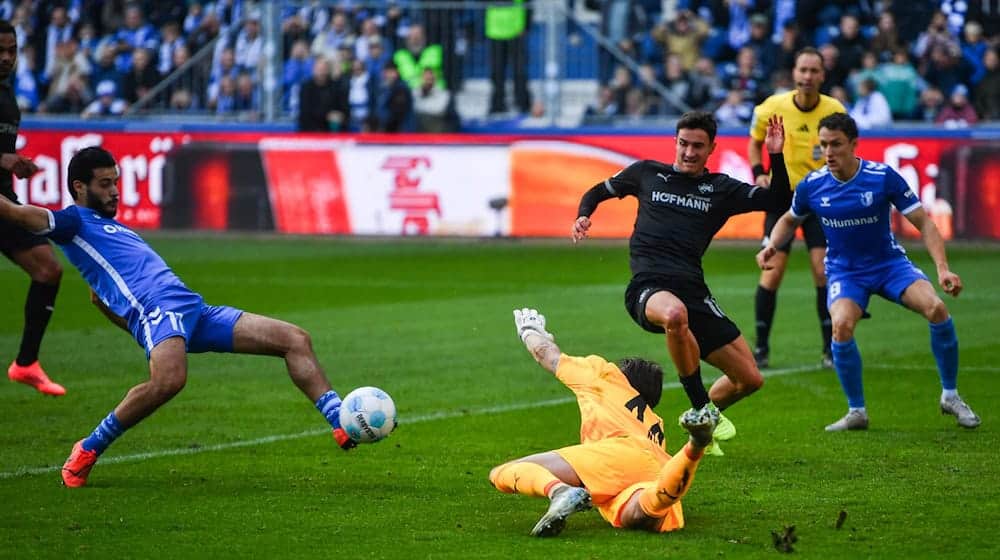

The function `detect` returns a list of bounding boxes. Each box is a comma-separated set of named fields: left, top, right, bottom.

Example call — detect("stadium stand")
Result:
left=9, top=0, right=1000, bottom=130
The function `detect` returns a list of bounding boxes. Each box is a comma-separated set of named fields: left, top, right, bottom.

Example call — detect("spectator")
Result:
left=485, top=0, right=531, bottom=114
left=819, top=43, right=848, bottom=94
left=774, top=22, right=806, bottom=73
left=169, top=88, right=195, bottom=112
left=608, top=64, right=633, bottom=116
left=234, top=11, right=263, bottom=72
left=746, top=14, right=777, bottom=79
left=121, top=47, right=160, bottom=104
left=876, top=48, right=924, bottom=120
left=720, top=46, right=765, bottom=105
left=157, top=21, right=185, bottom=76
left=647, top=9, right=708, bottom=71
left=850, top=77, right=893, bottom=128
left=77, top=22, right=99, bottom=62
left=713, top=88, right=754, bottom=127
left=90, top=42, right=123, bottom=93
left=113, top=3, right=158, bottom=73
left=870, top=11, right=903, bottom=63
left=913, top=11, right=959, bottom=70
left=347, top=59, right=375, bottom=131
left=42, top=74, right=89, bottom=114
left=182, top=1, right=204, bottom=36
left=283, top=39, right=313, bottom=110
left=598, top=0, right=644, bottom=83
left=354, top=17, right=382, bottom=63
left=42, top=6, right=74, bottom=81
left=662, top=53, right=709, bottom=113
left=14, top=43, right=39, bottom=111
left=413, top=68, right=455, bottom=132
left=915, top=85, right=945, bottom=121
left=584, top=85, right=620, bottom=120
left=690, top=56, right=726, bottom=105
left=81, top=79, right=127, bottom=118
left=44, top=39, right=92, bottom=105
left=847, top=51, right=881, bottom=99
left=960, top=21, right=989, bottom=86
left=210, top=74, right=236, bottom=114
left=833, top=14, right=867, bottom=74
left=364, top=36, right=390, bottom=81
left=233, top=71, right=258, bottom=115
left=372, top=61, right=414, bottom=132
left=297, top=57, right=348, bottom=132
left=923, top=44, right=972, bottom=100
left=394, top=24, right=444, bottom=90
left=974, top=48, right=1000, bottom=120
left=967, top=0, right=1000, bottom=39
left=828, top=84, right=851, bottom=108
left=333, top=40, right=355, bottom=78
left=936, top=83, right=978, bottom=127
left=311, top=10, right=354, bottom=63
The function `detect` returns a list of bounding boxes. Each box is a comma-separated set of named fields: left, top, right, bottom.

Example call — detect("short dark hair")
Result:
left=818, top=112, right=859, bottom=141
left=617, top=357, right=664, bottom=408
left=0, top=20, right=14, bottom=37
left=794, top=46, right=825, bottom=68
left=676, top=110, right=718, bottom=142
left=67, top=146, right=117, bottom=200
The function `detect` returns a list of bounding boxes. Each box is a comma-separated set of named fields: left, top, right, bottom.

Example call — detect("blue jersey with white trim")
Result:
left=41, top=205, right=192, bottom=322
left=791, top=159, right=921, bottom=274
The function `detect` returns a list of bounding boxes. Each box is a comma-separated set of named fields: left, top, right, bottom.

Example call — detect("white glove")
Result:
left=513, top=308, right=554, bottom=343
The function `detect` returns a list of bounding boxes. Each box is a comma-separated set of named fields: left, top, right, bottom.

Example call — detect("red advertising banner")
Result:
left=15, top=130, right=997, bottom=239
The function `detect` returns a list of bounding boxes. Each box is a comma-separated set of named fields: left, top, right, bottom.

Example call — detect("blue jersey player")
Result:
left=0, top=147, right=360, bottom=487
left=757, top=113, right=980, bottom=432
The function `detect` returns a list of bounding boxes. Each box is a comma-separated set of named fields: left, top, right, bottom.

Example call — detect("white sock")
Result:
left=941, top=389, right=958, bottom=400
left=848, top=407, right=866, bottom=414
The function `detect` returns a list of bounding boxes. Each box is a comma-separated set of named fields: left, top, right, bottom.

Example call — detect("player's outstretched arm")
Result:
left=513, top=308, right=561, bottom=373
left=905, top=208, right=962, bottom=296
left=0, top=195, right=50, bottom=232
left=573, top=183, right=617, bottom=244
left=757, top=211, right=802, bottom=270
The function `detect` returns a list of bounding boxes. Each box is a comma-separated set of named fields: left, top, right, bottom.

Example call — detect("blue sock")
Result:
left=81, top=412, right=124, bottom=455
left=315, top=390, right=343, bottom=430
left=930, top=317, right=959, bottom=391
left=831, top=339, right=865, bottom=408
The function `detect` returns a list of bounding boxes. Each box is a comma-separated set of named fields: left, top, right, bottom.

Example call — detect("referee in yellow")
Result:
left=747, top=47, right=845, bottom=369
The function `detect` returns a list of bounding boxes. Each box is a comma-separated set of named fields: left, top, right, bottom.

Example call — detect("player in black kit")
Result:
left=0, top=20, right=65, bottom=396
left=571, top=111, right=790, bottom=454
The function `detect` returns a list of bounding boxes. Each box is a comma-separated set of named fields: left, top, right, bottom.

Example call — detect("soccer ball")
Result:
left=339, top=386, right=397, bottom=443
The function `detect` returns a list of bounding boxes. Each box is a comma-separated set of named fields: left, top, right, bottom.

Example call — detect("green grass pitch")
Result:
left=1, top=235, right=997, bottom=558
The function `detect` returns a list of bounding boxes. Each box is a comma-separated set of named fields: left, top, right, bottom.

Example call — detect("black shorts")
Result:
left=0, top=215, right=49, bottom=259
left=625, top=273, right=741, bottom=359
left=763, top=210, right=826, bottom=253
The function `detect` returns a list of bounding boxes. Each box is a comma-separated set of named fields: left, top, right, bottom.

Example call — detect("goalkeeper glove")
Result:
left=513, top=307, right=554, bottom=343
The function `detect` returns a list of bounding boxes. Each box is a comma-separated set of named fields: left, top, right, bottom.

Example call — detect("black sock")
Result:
left=17, top=281, right=59, bottom=366
left=678, top=368, right=711, bottom=409
left=754, top=285, right=776, bottom=352
left=817, top=286, right=832, bottom=354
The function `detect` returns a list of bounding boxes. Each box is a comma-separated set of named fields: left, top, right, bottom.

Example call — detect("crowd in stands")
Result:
left=7, top=0, right=1000, bottom=130
left=584, top=0, right=999, bottom=127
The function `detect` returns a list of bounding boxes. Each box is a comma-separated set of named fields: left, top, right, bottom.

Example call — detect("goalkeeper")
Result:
left=489, top=308, right=718, bottom=537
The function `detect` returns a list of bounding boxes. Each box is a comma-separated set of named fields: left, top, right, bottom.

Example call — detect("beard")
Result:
left=85, top=189, right=118, bottom=218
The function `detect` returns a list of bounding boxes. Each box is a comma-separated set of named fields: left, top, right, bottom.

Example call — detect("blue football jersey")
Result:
left=791, top=159, right=921, bottom=273
left=40, top=205, right=193, bottom=323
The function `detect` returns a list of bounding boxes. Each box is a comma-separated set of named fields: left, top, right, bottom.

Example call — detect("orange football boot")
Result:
left=8, top=361, right=66, bottom=396
left=62, top=440, right=98, bottom=488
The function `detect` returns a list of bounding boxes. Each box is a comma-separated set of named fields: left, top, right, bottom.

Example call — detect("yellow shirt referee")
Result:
left=747, top=47, right=845, bottom=370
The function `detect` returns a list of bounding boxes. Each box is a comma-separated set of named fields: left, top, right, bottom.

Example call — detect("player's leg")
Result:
left=643, top=290, right=709, bottom=410
left=898, top=278, right=980, bottom=428
left=803, top=215, right=833, bottom=367
left=618, top=405, right=718, bottom=531
left=490, top=451, right=592, bottom=537
left=5, top=240, right=64, bottom=396
left=703, top=335, right=764, bottom=410
left=825, top=286, right=868, bottom=432
left=227, top=311, right=355, bottom=445
left=753, top=211, right=792, bottom=367
left=62, top=337, right=189, bottom=487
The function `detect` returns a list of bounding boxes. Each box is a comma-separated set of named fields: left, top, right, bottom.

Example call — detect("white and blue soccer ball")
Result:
left=339, top=386, right=397, bottom=443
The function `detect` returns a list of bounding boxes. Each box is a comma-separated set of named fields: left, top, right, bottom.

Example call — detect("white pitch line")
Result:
left=3, top=362, right=994, bottom=481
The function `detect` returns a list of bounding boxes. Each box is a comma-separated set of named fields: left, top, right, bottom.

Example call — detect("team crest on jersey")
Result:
left=820, top=196, right=831, bottom=207
left=697, top=183, right=713, bottom=194
left=860, top=191, right=874, bottom=207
